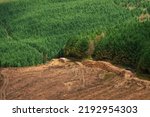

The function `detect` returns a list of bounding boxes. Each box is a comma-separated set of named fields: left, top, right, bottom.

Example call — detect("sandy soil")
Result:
left=0, top=58, right=150, bottom=100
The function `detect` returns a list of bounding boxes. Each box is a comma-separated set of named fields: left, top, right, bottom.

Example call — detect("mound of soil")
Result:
left=0, top=58, right=150, bottom=100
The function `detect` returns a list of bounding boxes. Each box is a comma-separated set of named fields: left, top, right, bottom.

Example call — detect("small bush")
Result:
left=63, top=37, right=89, bottom=58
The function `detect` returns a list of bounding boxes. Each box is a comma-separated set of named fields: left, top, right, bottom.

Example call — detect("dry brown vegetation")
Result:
left=138, top=13, right=150, bottom=22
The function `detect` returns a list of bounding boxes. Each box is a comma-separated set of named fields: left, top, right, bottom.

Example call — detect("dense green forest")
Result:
left=0, top=0, right=150, bottom=74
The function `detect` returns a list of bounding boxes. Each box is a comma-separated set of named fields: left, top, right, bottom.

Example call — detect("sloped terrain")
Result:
left=0, top=0, right=149, bottom=74
left=1, top=59, right=150, bottom=100
left=0, top=0, right=150, bottom=100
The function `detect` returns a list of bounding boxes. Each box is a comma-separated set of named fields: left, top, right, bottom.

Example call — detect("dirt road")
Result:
left=0, top=58, right=150, bottom=100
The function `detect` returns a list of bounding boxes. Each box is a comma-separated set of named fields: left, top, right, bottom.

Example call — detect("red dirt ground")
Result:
left=0, top=58, right=150, bottom=100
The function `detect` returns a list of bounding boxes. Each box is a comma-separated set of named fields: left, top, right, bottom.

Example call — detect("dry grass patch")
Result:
left=126, top=4, right=136, bottom=11
left=138, top=13, right=150, bottom=22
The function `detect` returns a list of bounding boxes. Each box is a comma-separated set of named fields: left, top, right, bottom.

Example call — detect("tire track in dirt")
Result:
left=0, top=73, right=9, bottom=100
left=1, top=58, right=150, bottom=100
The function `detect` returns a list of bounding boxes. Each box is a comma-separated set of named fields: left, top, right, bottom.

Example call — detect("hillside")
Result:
left=0, top=0, right=132, bottom=66
left=0, top=0, right=150, bottom=75
left=0, top=0, right=150, bottom=100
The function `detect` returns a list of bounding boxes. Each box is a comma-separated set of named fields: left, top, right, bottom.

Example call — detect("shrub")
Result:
left=63, top=37, right=89, bottom=58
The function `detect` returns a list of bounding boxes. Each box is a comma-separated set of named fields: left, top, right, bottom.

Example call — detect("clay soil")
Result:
left=0, top=58, right=150, bottom=100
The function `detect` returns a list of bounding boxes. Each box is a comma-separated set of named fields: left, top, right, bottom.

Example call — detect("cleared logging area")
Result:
left=1, top=59, right=150, bottom=100
left=0, top=0, right=150, bottom=75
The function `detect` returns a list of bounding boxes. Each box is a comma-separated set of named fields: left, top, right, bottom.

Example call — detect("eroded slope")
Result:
left=0, top=59, right=150, bottom=100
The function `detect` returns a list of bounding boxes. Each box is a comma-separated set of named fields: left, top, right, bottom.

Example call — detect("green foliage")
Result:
left=0, top=0, right=132, bottom=67
left=138, top=46, right=150, bottom=74
left=0, top=0, right=150, bottom=75
left=0, top=42, right=43, bottom=67
left=63, top=37, right=89, bottom=58
left=94, top=21, right=150, bottom=73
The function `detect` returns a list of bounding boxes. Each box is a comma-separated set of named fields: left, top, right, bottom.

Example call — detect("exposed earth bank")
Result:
left=0, top=58, right=150, bottom=100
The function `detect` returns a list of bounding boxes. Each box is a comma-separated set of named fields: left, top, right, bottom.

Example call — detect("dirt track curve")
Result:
left=0, top=58, right=150, bottom=100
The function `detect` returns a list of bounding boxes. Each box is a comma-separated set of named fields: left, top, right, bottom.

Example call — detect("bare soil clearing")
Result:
left=0, top=58, right=150, bottom=100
